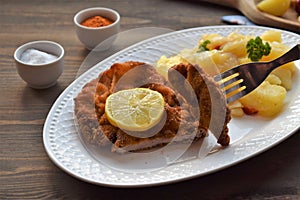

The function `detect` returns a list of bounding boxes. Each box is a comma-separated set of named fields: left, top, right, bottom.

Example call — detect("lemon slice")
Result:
left=257, top=0, right=291, bottom=16
left=105, top=88, right=165, bottom=132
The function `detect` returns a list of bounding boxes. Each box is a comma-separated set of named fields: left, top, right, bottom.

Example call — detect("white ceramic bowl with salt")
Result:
left=14, top=40, right=64, bottom=89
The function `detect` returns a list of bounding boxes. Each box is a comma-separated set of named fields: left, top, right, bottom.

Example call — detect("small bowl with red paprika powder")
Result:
left=74, top=7, right=120, bottom=50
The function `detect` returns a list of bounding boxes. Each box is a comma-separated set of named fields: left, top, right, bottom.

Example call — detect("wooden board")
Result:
left=202, top=0, right=300, bottom=33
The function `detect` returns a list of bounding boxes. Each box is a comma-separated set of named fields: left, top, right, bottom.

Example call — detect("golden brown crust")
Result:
left=74, top=79, right=112, bottom=147
left=168, top=63, right=231, bottom=146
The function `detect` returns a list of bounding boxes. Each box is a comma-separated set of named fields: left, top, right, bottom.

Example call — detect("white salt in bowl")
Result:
left=14, top=40, right=64, bottom=89
left=74, top=7, right=120, bottom=50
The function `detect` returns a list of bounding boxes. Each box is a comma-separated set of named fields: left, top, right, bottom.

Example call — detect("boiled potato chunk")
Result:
left=260, top=30, right=282, bottom=43
left=257, top=0, right=291, bottom=16
left=222, top=39, right=248, bottom=58
left=180, top=49, right=220, bottom=76
left=272, top=67, right=292, bottom=90
left=199, top=33, right=227, bottom=50
left=156, top=55, right=187, bottom=78
left=240, top=81, right=286, bottom=117
left=228, top=101, right=244, bottom=117
left=210, top=51, right=239, bottom=73
left=280, top=62, right=296, bottom=75
left=266, top=74, right=281, bottom=85
left=231, top=108, right=245, bottom=117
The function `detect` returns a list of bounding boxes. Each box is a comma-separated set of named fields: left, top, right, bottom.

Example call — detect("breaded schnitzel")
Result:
left=74, top=61, right=231, bottom=153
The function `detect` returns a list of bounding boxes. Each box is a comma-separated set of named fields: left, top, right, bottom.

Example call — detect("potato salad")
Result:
left=156, top=30, right=296, bottom=117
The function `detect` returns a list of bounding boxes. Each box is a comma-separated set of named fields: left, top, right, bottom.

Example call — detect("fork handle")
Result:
left=269, top=44, right=300, bottom=70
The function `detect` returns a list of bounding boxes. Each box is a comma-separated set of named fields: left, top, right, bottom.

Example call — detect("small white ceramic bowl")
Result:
left=74, top=7, right=120, bottom=50
left=14, top=40, right=64, bottom=89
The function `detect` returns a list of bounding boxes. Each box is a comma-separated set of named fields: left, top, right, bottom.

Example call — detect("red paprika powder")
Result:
left=81, top=15, right=113, bottom=28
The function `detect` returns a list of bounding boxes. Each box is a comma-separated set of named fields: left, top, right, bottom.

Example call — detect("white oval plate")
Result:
left=43, top=25, right=300, bottom=187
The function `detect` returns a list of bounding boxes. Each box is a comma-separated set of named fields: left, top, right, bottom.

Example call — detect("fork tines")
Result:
left=214, top=72, right=247, bottom=103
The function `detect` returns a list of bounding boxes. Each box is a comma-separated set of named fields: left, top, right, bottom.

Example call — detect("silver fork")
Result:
left=214, top=44, right=300, bottom=103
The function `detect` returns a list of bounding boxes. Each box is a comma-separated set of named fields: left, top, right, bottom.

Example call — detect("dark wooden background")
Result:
left=1, top=0, right=300, bottom=199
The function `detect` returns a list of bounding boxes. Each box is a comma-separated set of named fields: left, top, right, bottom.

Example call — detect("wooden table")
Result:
left=1, top=0, right=300, bottom=199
